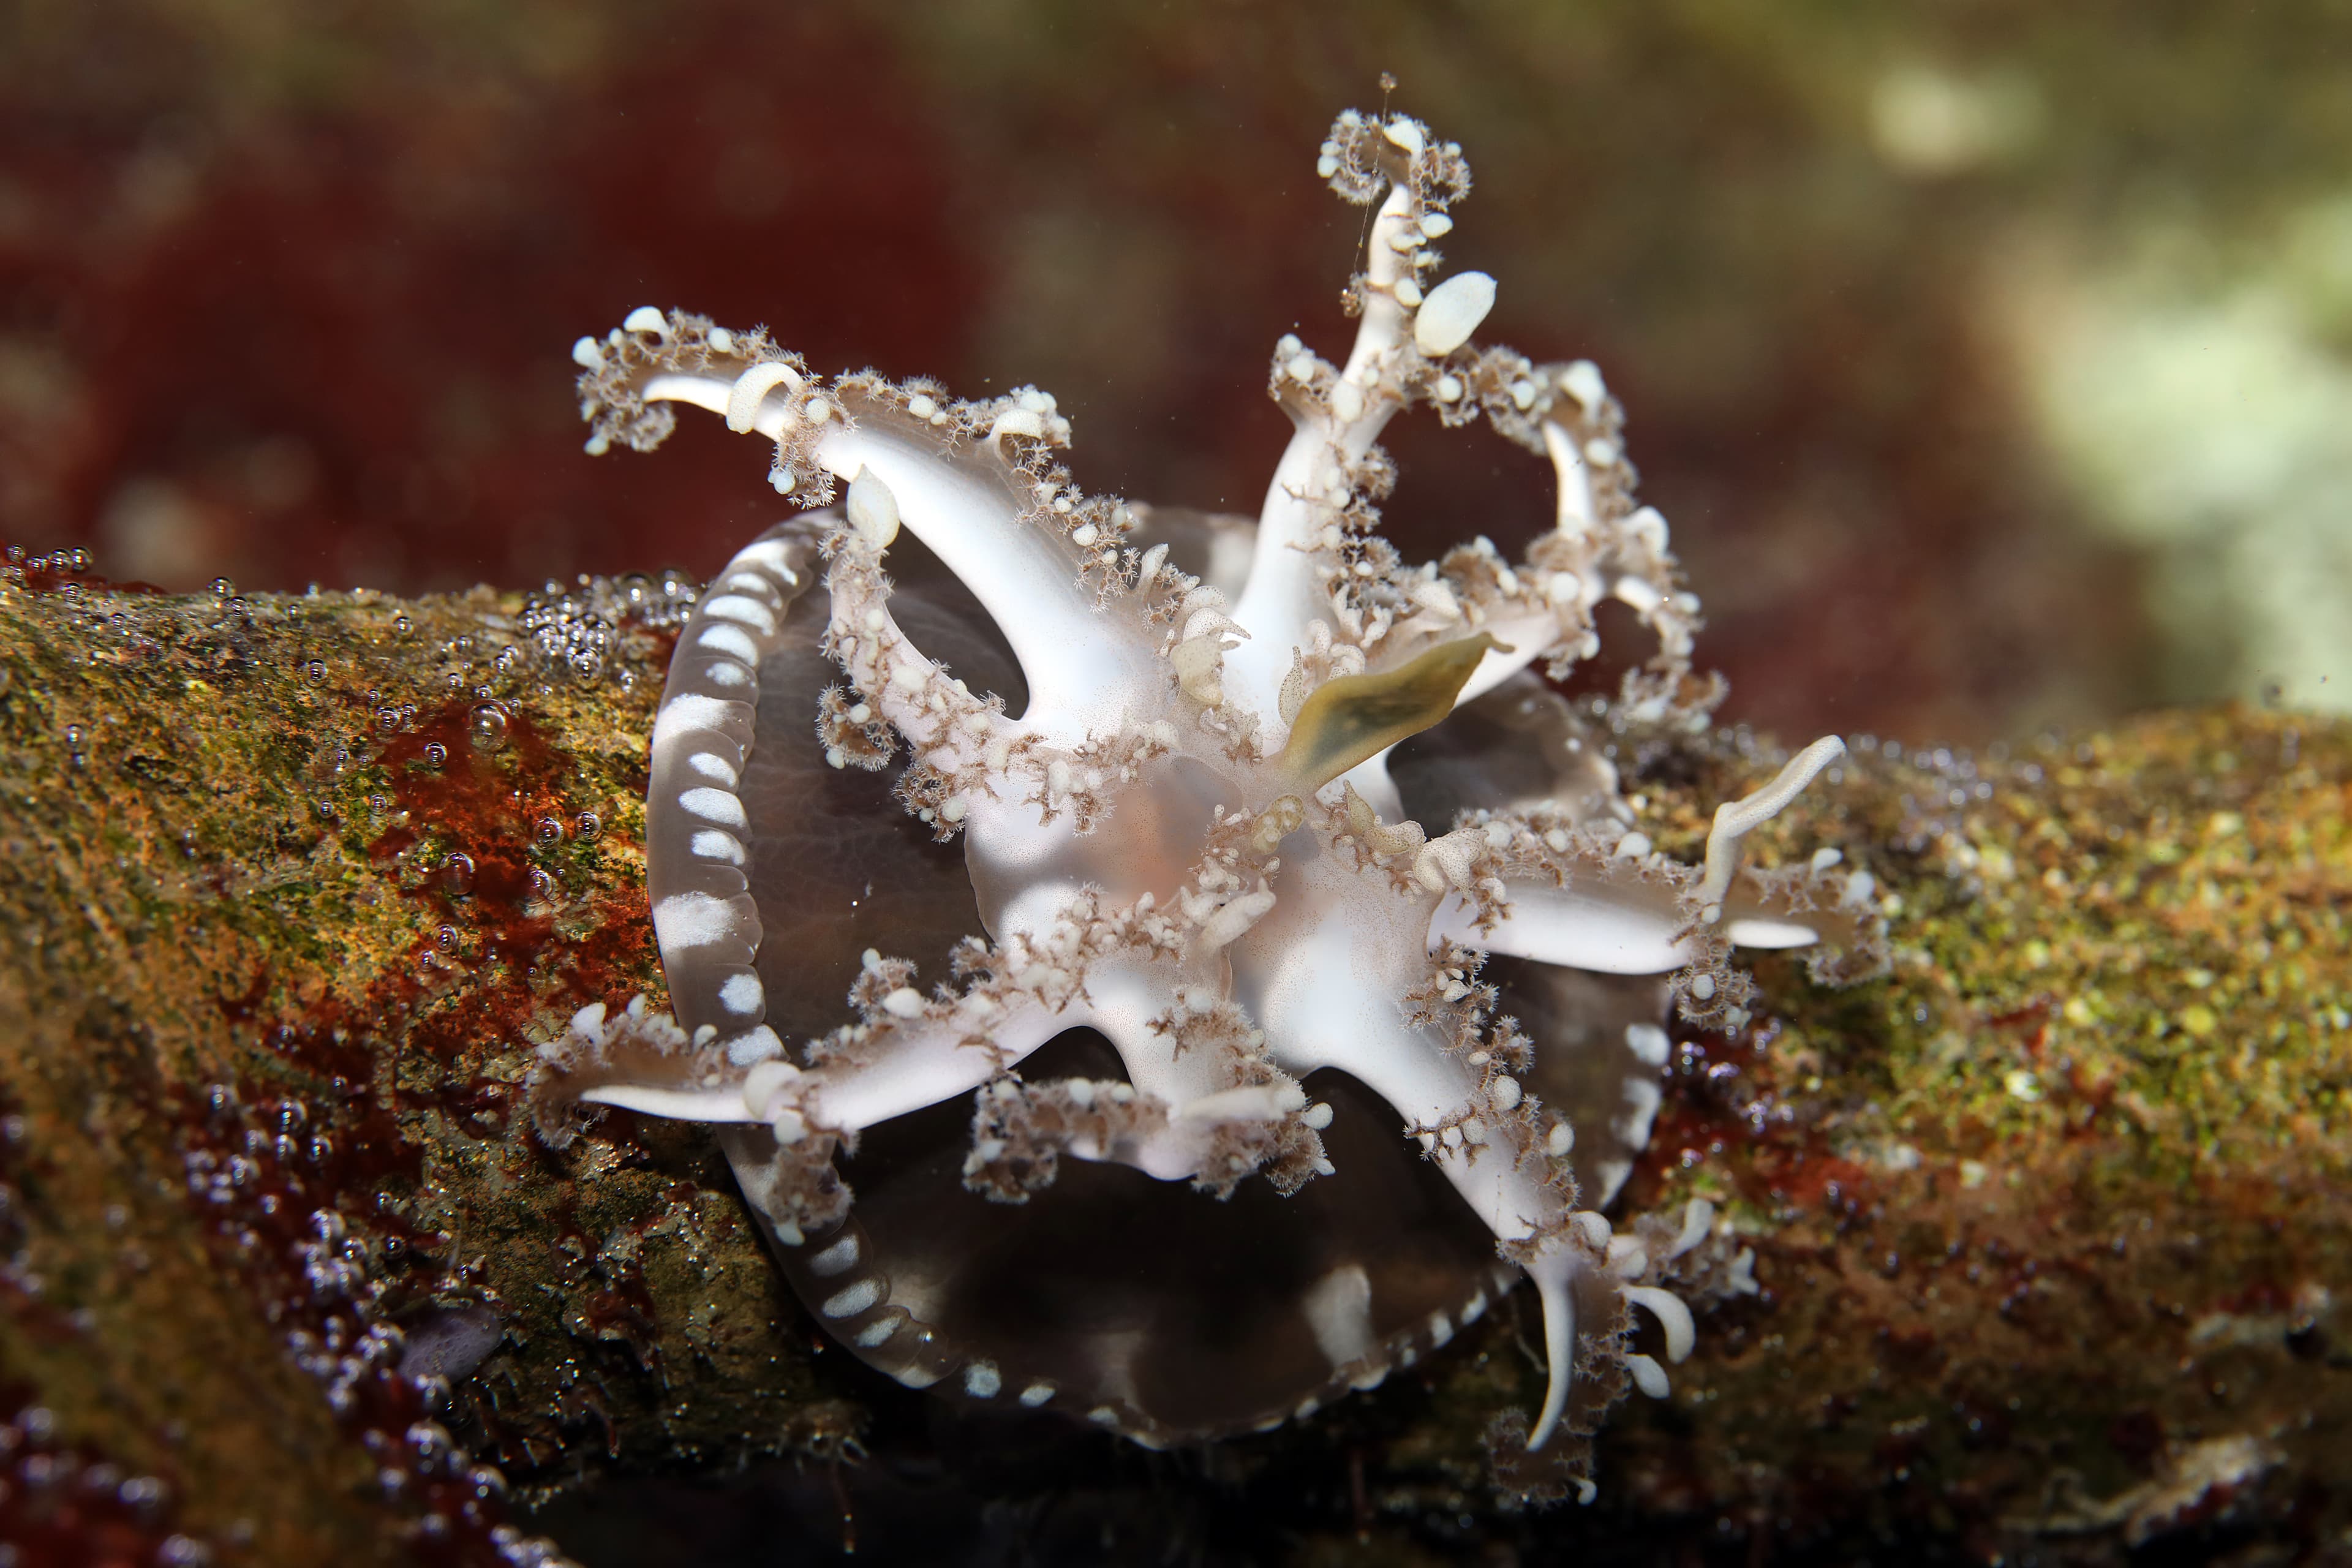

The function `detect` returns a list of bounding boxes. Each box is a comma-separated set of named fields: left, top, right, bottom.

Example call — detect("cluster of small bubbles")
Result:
left=608, top=568, right=703, bottom=633
left=518, top=580, right=623, bottom=688
left=1, top=546, right=115, bottom=603
left=173, top=1085, right=578, bottom=1564
left=0, top=1398, right=198, bottom=1562
left=469, top=699, right=510, bottom=752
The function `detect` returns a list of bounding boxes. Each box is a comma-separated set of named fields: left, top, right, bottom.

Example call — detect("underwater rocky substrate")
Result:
left=0, top=560, right=2346, bottom=1565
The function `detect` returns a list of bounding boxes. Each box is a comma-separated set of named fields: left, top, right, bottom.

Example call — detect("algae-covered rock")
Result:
left=1, top=559, right=2345, bottom=1563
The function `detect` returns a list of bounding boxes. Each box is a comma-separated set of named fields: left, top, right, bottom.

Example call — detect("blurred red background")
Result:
left=7, top=1, right=2343, bottom=744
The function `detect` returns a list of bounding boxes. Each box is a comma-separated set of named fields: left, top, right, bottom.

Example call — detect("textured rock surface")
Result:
left=1, top=562, right=2345, bottom=1563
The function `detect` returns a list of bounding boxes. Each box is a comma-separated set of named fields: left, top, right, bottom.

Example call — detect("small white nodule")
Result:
left=1412, top=271, right=1496, bottom=356
left=847, top=466, right=902, bottom=549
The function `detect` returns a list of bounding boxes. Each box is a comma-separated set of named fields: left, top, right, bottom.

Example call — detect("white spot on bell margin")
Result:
left=677, top=787, right=747, bottom=829
left=695, top=623, right=760, bottom=665
left=652, top=892, right=738, bottom=951
left=821, top=1278, right=881, bottom=1318
left=718, top=972, right=763, bottom=1016
left=1302, top=1263, right=1375, bottom=1369
left=699, top=594, right=778, bottom=635
left=689, top=829, right=745, bottom=865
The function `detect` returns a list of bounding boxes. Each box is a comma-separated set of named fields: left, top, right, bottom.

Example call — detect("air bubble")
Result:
left=440, top=853, right=477, bottom=897
left=423, top=742, right=448, bottom=769
left=535, top=817, right=564, bottom=845
left=468, top=701, right=510, bottom=752
left=211, top=577, right=233, bottom=597
left=154, top=1532, right=211, bottom=1565
left=575, top=811, right=602, bottom=840
left=304, top=660, right=326, bottom=685
left=435, top=925, right=459, bottom=953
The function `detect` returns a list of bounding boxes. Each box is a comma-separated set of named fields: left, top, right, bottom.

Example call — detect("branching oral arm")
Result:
left=623, top=339, right=1155, bottom=730
left=1227, top=179, right=1422, bottom=713
left=1260, top=959, right=1588, bottom=1449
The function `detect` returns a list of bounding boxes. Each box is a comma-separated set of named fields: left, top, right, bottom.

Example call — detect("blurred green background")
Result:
left=3, top=0, right=2348, bottom=742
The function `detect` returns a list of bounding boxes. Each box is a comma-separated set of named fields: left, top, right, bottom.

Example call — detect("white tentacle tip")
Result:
left=726, top=360, right=804, bottom=434
left=1626, top=1351, right=1671, bottom=1399
left=1697, top=734, right=1848, bottom=907
left=1623, top=1284, right=1697, bottom=1363
left=622, top=306, right=668, bottom=335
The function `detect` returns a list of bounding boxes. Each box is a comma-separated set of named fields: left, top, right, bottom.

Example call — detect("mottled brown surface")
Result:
left=1, top=561, right=2345, bottom=1563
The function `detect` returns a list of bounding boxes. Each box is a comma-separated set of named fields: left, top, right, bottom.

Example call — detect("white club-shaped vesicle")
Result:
left=550, top=103, right=1887, bottom=1468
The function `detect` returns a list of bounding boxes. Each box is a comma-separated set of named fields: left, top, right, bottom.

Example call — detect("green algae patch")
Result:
left=2, top=565, right=2345, bottom=1562
left=1586, top=711, right=2352, bottom=1551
